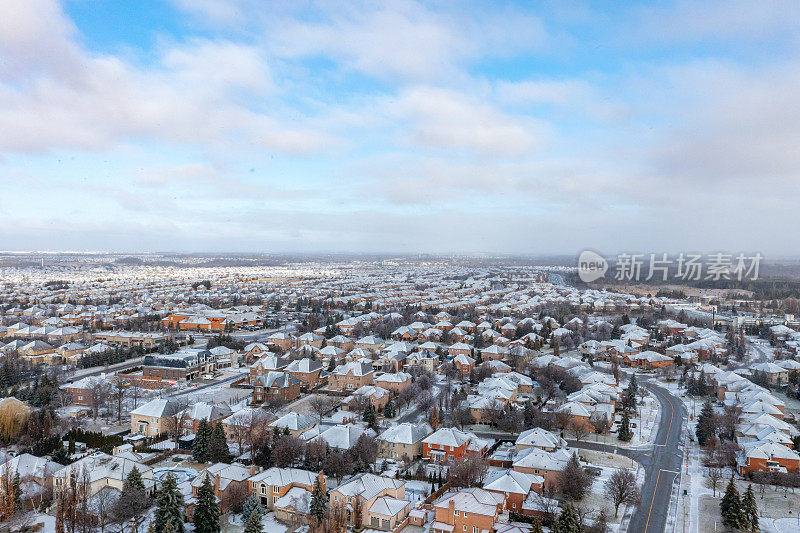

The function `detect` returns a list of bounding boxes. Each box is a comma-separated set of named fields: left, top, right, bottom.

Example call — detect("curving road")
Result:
left=546, top=376, right=686, bottom=533
left=628, top=379, right=686, bottom=533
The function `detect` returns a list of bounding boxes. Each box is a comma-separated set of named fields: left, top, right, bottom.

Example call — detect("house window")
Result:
left=473, top=528, right=479, bottom=533
left=273, top=486, right=279, bottom=493
left=454, top=511, right=459, bottom=516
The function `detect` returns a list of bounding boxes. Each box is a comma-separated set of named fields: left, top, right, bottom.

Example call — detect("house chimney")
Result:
left=250, top=465, right=256, bottom=476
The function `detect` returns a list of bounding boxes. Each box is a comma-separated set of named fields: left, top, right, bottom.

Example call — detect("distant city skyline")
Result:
left=2, top=1, right=799, bottom=255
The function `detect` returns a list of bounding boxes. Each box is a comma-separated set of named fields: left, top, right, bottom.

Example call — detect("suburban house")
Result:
left=252, top=371, right=302, bottom=404
left=374, top=372, right=412, bottom=394
left=250, top=354, right=290, bottom=384
left=178, top=402, right=233, bottom=435
left=285, top=357, right=325, bottom=390
left=483, top=470, right=543, bottom=512
left=377, top=422, right=433, bottom=462
left=739, top=441, right=800, bottom=476
left=431, top=488, right=504, bottom=533
left=249, top=467, right=324, bottom=517
left=270, top=412, right=318, bottom=437
left=422, top=428, right=488, bottom=463
left=328, top=362, right=374, bottom=391
left=130, top=398, right=183, bottom=437
left=191, top=463, right=254, bottom=514
left=329, top=473, right=408, bottom=530
left=53, top=453, right=154, bottom=497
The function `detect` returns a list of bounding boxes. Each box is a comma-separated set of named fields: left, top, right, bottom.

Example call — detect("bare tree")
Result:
left=451, top=407, right=475, bottom=430
left=309, top=395, right=339, bottom=425
left=568, top=418, right=593, bottom=448
left=555, top=411, right=573, bottom=433
left=272, top=435, right=305, bottom=468
left=590, top=413, right=610, bottom=435
left=112, top=378, right=128, bottom=423
left=90, top=382, right=111, bottom=420
left=706, top=466, right=723, bottom=497
left=447, top=455, right=488, bottom=488
left=221, top=482, right=250, bottom=514
left=415, top=390, right=435, bottom=415
left=605, top=469, right=640, bottom=517
left=129, top=381, right=142, bottom=410
left=94, top=487, right=117, bottom=533
left=323, top=451, right=353, bottom=483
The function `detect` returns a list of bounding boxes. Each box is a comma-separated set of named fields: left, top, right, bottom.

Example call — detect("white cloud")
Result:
left=0, top=0, right=336, bottom=155
left=394, top=86, right=548, bottom=156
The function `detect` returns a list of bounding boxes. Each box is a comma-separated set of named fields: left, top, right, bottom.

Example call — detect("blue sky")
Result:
left=2, top=0, right=800, bottom=256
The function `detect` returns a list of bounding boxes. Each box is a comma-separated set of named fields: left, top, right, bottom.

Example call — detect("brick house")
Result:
left=431, top=488, right=504, bottom=533
left=329, top=362, right=374, bottom=391
left=483, top=470, right=543, bottom=513
left=178, top=402, right=232, bottom=435
left=739, top=442, right=800, bottom=476
left=374, top=372, right=412, bottom=394
left=130, top=398, right=183, bottom=437
left=252, top=371, right=302, bottom=404
left=191, top=464, right=254, bottom=515
left=422, top=428, right=488, bottom=463
left=285, top=357, right=324, bottom=390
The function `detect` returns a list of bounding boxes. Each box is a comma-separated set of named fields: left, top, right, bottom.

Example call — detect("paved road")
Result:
left=627, top=378, right=686, bottom=533
left=65, top=357, right=145, bottom=381
left=162, top=372, right=243, bottom=399
left=470, top=375, right=686, bottom=533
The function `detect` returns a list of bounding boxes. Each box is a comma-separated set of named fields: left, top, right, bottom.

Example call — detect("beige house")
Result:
left=377, top=422, right=433, bottom=462
left=329, top=362, right=374, bottom=391
left=129, top=398, right=183, bottom=437
left=53, top=453, right=154, bottom=497
left=329, top=473, right=408, bottom=530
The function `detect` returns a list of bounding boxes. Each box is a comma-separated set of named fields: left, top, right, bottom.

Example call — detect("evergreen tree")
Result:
left=310, top=477, right=327, bottom=525
left=362, top=403, right=376, bottom=428
left=554, top=503, right=581, bottom=533
left=255, top=438, right=271, bottom=467
left=52, top=445, right=69, bottom=465
left=741, top=484, right=759, bottom=532
left=193, top=419, right=210, bottom=463
left=696, top=400, right=717, bottom=446
left=243, top=509, right=262, bottom=533
left=12, top=471, right=21, bottom=511
left=720, top=477, right=742, bottom=530
left=154, top=472, right=185, bottom=533
left=618, top=410, right=632, bottom=442
left=193, top=474, right=220, bottom=533
left=531, top=517, right=543, bottom=533
left=384, top=396, right=395, bottom=418
left=208, top=422, right=231, bottom=463
left=124, top=466, right=145, bottom=491
left=241, top=494, right=263, bottom=526
left=628, top=373, right=638, bottom=396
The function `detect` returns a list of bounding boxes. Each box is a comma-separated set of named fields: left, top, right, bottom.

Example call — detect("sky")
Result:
left=1, top=0, right=800, bottom=256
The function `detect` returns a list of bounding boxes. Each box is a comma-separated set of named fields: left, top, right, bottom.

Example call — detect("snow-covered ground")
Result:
left=228, top=511, right=288, bottom=533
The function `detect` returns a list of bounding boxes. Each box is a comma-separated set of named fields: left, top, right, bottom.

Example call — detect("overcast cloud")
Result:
left=1, top=0, right=799, bottom=256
